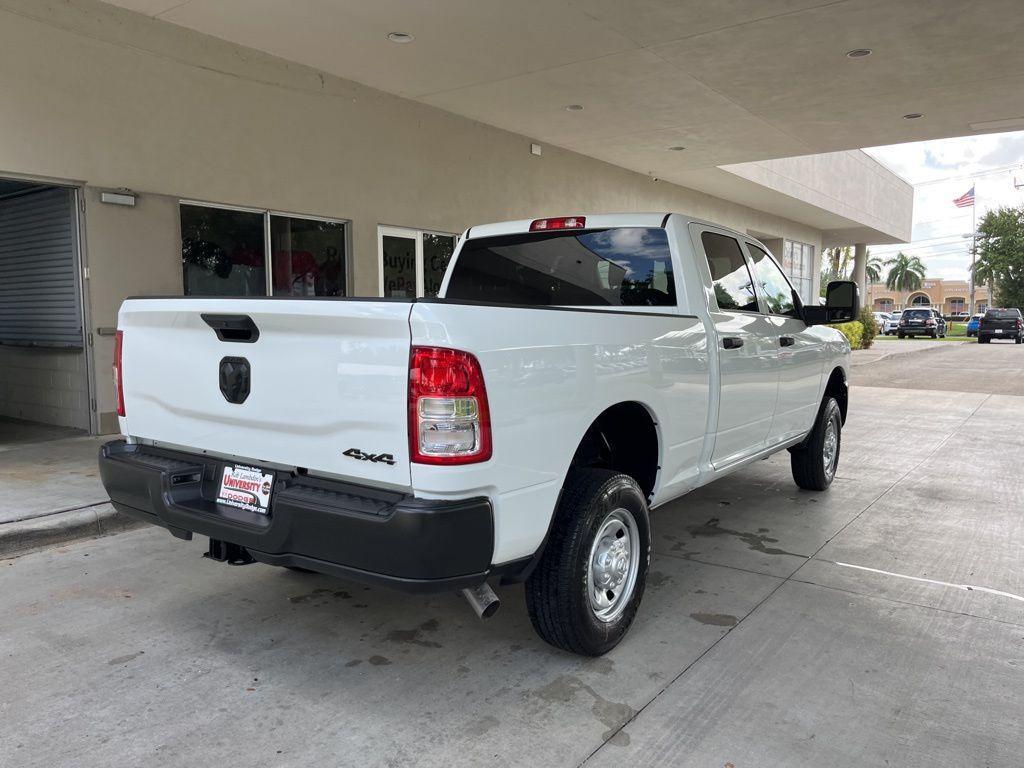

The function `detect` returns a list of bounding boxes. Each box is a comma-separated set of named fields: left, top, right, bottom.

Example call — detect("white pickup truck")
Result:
left=99, top=213, right=857, bottom=655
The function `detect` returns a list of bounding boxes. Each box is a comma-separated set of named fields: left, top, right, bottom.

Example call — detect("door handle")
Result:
left=722, top=337, right=744, bottom=349
left=780, top=336, right=795, bottom=347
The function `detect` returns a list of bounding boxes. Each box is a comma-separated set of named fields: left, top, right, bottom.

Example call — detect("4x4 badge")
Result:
left=343, top=448, right=396, bottom=466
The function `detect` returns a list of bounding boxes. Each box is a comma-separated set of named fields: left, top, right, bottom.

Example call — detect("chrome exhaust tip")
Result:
left=461, top=582, right=500, bottom=619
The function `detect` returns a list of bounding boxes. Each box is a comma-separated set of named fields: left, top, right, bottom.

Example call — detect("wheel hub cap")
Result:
left=823, top=418, right=838, bottom=478
left=588, top=508, right=640, bottom=623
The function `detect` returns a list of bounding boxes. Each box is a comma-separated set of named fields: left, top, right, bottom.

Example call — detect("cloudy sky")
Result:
left=863, top=130, right=1024, bottom=280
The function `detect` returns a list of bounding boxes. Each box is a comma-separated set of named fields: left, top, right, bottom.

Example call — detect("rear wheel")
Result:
left=790, top=397, right=841, bottom=491
left=525, top=468, right=651, bottom=656
left=898, top=332, right=905, bottom=339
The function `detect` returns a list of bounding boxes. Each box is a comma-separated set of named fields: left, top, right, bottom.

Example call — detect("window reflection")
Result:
left=747, top=244, right=797, bottom=316
left=271, top=216, right=346, bottom=297
left=423, top=233, right=456, bottom=297
left=701, top=232, right=757, bottom=312
left=182, top=205, right=266, bottom=296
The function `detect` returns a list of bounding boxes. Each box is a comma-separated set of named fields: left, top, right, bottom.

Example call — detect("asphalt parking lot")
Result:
left=3, top=342, right=1023, bottom=767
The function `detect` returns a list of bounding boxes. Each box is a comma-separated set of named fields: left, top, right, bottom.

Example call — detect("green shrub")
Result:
left=858, top=306, right=878, bottom=350
left=831, top=321, right=864, bottom=350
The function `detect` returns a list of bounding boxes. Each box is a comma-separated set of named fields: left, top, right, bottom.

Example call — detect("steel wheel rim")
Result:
left=823, top=417, right=839, bottom=480
left=587, top=508, right=640, bottom=623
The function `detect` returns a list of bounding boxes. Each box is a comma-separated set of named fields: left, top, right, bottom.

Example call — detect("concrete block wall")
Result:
left=0, top=346, right=89, bottom=429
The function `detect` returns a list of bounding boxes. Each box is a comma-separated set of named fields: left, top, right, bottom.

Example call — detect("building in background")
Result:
left=867, top=279, right=991, bottom=315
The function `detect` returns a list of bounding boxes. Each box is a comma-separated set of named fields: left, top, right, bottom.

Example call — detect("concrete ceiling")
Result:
left=103, top=0, right=1024, bottom=185
left=92, top=0, right=973, bottom=246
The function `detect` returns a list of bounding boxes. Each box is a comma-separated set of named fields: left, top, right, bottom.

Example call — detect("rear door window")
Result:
left=904, top=309, right=931, bottom=320
left=701, top=232, right=758, bottom=312
left=445, top=228, right=675, bottom=307
left=985, top=309, right=1021, bottom=320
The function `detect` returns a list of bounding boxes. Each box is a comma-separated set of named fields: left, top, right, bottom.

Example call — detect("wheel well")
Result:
left=570, top=402, right=659, bottom=500
left=824, top=367, right=848, bottom=424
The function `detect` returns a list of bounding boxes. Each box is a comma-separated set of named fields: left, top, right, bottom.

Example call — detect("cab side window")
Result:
left=701, top=232, right=758, bottom=312
left=747, top=244, right=798, bottom=318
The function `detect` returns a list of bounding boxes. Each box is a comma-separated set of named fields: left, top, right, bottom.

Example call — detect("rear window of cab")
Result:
left=445, top=228, right=675, bottom=307
left=903, top=309, right=931, bottom=319
left=985, top=309, right=1022, bottom=320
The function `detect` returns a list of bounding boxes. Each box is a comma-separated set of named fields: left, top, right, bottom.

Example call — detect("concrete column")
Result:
left=852, top=243, right=868, bottom=305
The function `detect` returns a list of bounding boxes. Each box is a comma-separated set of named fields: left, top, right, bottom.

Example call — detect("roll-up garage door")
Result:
left=0, top=186, right=82, bottom=347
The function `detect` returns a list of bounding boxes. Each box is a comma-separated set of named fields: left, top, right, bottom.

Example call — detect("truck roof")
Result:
left=463, top=212, right=750, bottom=242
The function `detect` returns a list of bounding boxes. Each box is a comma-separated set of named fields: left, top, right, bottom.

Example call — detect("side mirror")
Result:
left=803, top=280, right=860, bottom=326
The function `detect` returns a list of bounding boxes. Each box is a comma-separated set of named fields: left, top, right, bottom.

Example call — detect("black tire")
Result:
left=1016, top=336, right=1022, bottom=345
left=979, top=336, right=989, bottom=344
left=525, top=468, right=651, bottom=656
left=789, top=397, right=842, bottom=492
left=930, top=329, right=938, bottom=339
left=897, top=332, right=905, bottom=339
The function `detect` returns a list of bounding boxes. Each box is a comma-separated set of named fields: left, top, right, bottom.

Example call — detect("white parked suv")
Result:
left=99, top=213, right=856, bottom=655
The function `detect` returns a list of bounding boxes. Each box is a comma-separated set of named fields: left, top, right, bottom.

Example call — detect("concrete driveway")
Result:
left=2, top=343, right=1023, bottom=767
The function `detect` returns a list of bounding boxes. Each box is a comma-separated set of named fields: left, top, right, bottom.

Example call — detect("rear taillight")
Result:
left=409, top=346, right=491, bottom=465
left=113, top=330, right=125, bottom=417
left=530, top=216, right=586, bottom=232
left=926, top=318, right=936, bottom=326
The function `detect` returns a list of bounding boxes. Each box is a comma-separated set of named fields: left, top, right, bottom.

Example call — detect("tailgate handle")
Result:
left=201, top=314, right=260, bottom=343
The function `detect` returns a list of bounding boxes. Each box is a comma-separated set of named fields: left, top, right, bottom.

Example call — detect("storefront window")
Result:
left=271, top=215, right=346, bottom=297
left=181, top=203, right=347, bottom=297
left=181, top=205, right=266, bottom=296
left=423, top=233, right=456, bottom=297
left=782, top=239, right=814, bottom=304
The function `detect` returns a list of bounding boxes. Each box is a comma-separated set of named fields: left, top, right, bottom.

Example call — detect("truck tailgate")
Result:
left=117, top=298, right=413, bottom=488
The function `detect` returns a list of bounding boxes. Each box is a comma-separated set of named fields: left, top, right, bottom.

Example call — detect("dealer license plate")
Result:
left=995, top=329, right=1003, bottom=333
left=217, top=464, right=274, bottom=514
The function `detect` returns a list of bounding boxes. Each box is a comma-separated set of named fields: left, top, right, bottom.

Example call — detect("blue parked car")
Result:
left=966, top=313, right=983, bottom=337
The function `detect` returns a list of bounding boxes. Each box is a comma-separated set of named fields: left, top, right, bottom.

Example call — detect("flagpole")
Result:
left=970, top=189, right=977, bottom=314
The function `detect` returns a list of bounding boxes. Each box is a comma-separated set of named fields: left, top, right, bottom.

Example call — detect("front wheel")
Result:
left=525, top=468, right=651, bottom=656
left=790, top=397, right=842, bottom=491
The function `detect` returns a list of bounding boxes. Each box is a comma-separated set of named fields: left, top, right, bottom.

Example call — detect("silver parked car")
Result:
left=883, top=310, right=902, bottom=335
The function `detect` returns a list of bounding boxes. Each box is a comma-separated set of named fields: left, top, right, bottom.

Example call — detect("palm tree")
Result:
left=885, top=252, right=926, bottom=292
left=865, top=253, right=884, bottom=284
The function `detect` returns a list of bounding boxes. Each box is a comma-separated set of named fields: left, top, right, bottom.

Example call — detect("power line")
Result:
left=909, top=163, right=1023, bottom=187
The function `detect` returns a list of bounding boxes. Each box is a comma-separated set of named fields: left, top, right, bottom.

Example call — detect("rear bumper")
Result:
left=898, top=326, right=936, bottom=335
left=98, top=440, right=495, bottom=592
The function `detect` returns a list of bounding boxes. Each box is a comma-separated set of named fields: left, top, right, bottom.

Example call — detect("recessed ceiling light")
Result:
left=565, top=104, right=585, bottom=112
left=668, top=146, right=686, bottom=151
left=846, top=48, right=872, bottom=58
left=386, top=32, right=414, bottom=43
left=903, top=112, right=924, bottom=120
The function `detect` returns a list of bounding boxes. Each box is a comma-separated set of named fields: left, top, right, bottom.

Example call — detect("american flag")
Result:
left=952, top=186, right=975, bottom=208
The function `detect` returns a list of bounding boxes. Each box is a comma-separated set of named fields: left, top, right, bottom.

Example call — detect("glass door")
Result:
left=379, top=227, right=419, bottom=298
left=378, top=226, right=457, bottom=298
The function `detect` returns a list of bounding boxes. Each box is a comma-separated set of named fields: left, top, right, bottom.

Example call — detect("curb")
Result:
left=0, top=503, right=144, bottom=558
